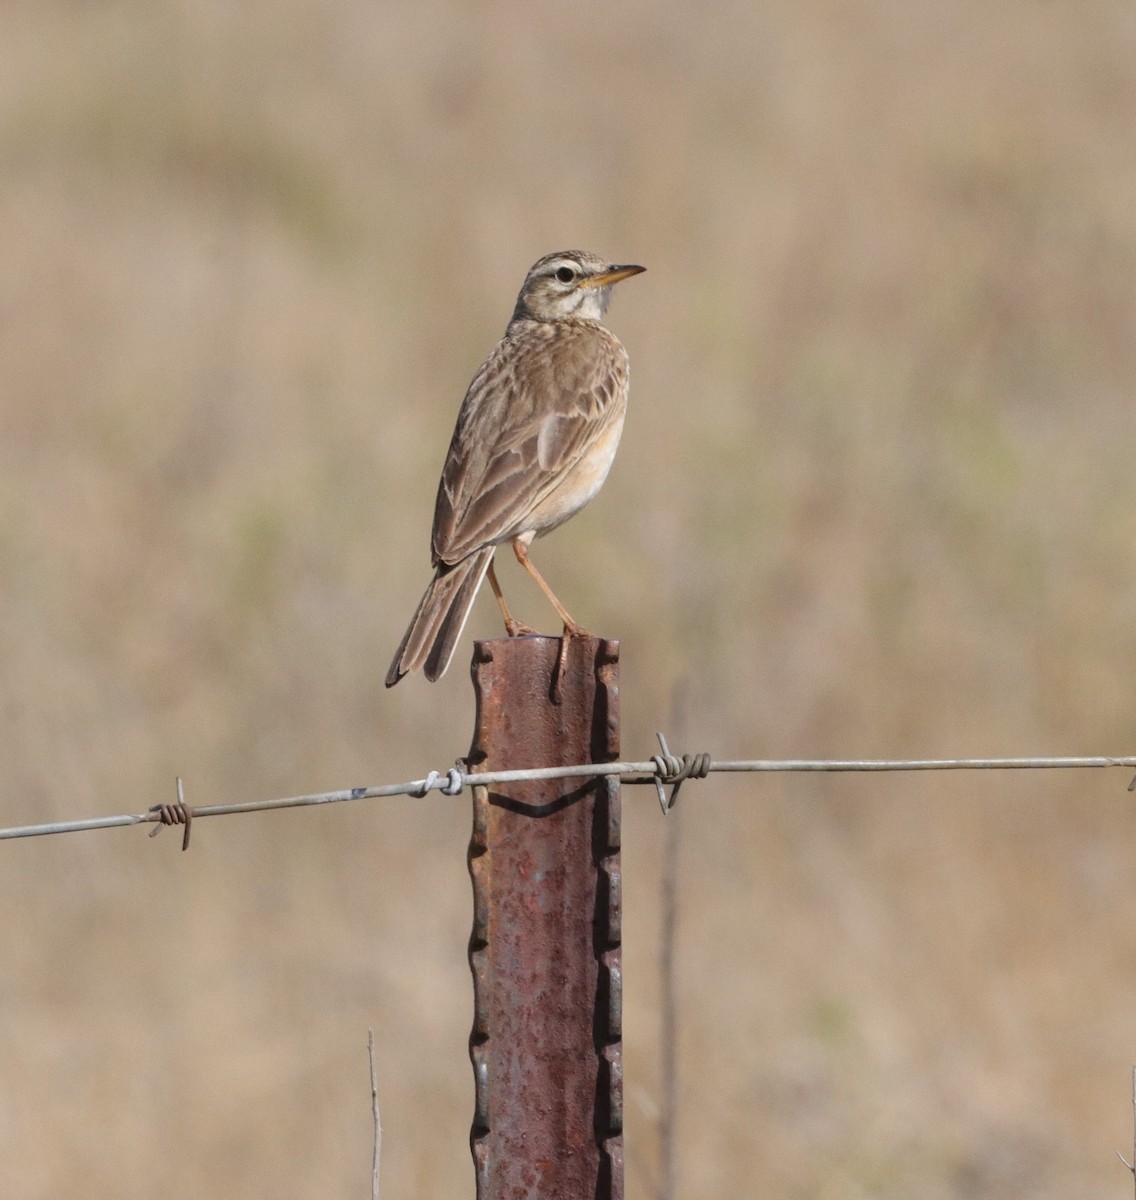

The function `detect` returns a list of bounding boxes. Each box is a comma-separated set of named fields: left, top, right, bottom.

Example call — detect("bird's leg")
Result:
left=487, top=558, right=537, bottom=637
left=512, top=538, right=591, bottom=702
left=511, top=539, right=590, bottom=635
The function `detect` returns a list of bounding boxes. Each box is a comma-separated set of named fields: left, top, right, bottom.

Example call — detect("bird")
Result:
left=385, top=249, right=645, bottom=688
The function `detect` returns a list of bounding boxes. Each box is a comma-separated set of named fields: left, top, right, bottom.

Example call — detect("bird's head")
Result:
left=513, top=250, right=645, bottom=322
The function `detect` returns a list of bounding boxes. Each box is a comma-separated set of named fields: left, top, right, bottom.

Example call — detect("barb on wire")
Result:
left=641, top=733, right=712, bottom=814
left=2, top=748, right=1136, bottom=846
left=148, top=776, right=193, bottom=851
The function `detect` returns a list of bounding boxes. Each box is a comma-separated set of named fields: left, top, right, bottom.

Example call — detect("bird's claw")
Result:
left=551, top=623, right=592, bottom=704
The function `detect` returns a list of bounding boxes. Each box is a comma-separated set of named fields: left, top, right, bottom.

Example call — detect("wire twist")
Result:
left=413, top=767, right=465, bottom=798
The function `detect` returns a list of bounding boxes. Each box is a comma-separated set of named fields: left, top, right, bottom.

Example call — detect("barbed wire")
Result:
left=2, top=739, right=1135, bottom=849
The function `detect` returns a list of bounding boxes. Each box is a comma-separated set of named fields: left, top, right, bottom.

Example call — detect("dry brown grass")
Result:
left=3, top=1, right=1136, bottom=1195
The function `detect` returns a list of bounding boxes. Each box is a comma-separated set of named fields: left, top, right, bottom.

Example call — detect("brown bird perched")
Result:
left=385, top=249, right=645, bottom=687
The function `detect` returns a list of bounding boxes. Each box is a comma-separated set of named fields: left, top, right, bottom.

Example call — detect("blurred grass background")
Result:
left=2, top=0, right=1136, bottom=1196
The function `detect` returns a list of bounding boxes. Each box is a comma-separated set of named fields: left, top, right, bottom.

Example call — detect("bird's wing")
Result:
left=431, top=323, right=627, bottom=565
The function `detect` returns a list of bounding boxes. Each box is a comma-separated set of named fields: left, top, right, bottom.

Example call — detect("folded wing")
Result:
left=431, top=323, right=628, bottom=565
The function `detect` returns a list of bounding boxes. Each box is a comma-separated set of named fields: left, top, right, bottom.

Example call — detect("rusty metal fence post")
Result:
left=467, top=635, right=622, bottom=1199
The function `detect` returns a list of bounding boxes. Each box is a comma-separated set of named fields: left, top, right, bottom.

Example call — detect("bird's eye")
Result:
left=555, top=266, right=576, bottom=283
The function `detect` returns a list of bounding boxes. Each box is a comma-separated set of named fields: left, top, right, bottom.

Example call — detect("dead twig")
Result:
left=368, top=1029, right=382, bottom=1200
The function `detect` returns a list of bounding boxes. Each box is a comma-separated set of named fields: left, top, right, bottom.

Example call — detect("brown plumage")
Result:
left=386, top=250, right=645, bottom=687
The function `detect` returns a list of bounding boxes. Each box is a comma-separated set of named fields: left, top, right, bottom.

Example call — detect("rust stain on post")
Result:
left=468, top=634, right=622, bottom=1200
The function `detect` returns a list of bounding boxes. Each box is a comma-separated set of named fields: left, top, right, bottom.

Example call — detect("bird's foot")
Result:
left=504, top=619, right=539, bottom=637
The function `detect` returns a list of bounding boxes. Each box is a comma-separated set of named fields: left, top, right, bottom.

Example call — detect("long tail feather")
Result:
left=385, top=547, right=494, bottom=687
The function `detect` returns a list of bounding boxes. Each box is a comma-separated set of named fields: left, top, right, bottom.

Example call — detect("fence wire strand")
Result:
left=2, top=747, right=1136, bottom=845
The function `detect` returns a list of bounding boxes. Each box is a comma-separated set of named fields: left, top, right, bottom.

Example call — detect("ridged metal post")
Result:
left=467, top=635, right=622, bottom=1200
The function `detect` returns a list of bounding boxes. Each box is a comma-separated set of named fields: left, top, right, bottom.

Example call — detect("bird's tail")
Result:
left=385, top=546, right=495, bottom=687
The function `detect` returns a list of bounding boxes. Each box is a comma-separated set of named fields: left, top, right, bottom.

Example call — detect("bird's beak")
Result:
left=581, top=263, right=646, bottom=288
